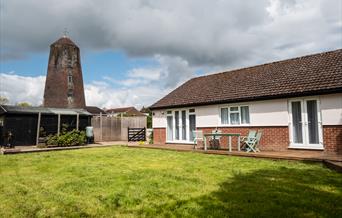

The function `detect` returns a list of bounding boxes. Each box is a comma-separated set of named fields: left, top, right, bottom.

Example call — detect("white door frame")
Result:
left=288, top=97, right=323, bottom=150
left=166, top=108, right=194, bottom=144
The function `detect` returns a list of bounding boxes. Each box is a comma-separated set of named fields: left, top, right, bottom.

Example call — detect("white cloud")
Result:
left=1, top=0, right=341, bottom=108
left=1, top=0, right=340, bottom=68
left=0, top=73, right=46, bottom=105
left=127, top=68, right=162, bottom=80
left=0, top=71, right=171, bottom=109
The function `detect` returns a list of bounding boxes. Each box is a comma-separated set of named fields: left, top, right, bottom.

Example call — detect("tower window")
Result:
left=67, top=89, right=73, bottom=97
left=68, top=75, right=73, bottom=83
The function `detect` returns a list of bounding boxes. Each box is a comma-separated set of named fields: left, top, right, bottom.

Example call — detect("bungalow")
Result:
left=150, top=49, right=342, bottom=153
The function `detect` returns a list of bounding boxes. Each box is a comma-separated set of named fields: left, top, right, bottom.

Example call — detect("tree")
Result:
left=0, top=96, right=9, bottom=105
left=140, top=106, right=152, bottom=128
left=16, top=102, right=32, bottom=107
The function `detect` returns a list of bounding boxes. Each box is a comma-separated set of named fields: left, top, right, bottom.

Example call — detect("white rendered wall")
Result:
left=249, top=99, right=289, bottom=126
left=320, top=93, right=342, bottom=125
left=152, top=94, right=342, bottom=128
left=152, top=110, right=167, bottom=128
left=195, top=99, right=289, bottom=127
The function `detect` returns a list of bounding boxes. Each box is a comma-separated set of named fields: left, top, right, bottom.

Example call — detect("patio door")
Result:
left=289, top=99, right=323, bottom=149
left=166, top=109, right=196, bottom=143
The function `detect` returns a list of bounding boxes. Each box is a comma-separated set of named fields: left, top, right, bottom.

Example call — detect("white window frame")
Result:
left=219, top=104, right=250, bottom=126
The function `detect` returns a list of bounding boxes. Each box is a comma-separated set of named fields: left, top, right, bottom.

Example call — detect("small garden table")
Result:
left=203, top=133, right=241, bottom=152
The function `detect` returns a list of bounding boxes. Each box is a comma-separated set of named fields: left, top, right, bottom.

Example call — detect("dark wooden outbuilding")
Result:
left=0, top=105, right=92, bottom=146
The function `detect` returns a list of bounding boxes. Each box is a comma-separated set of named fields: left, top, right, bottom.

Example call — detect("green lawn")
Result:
left=0, top=147, right=341, bottom=218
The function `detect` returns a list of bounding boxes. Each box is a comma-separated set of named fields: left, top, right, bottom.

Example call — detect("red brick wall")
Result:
left=198, top=127, right=289, bottom=151
left=323, top=125, right=342, bottom=154
left=153, top=128, right=166, bottom=144
left=153, top=126, right=342, bottom=153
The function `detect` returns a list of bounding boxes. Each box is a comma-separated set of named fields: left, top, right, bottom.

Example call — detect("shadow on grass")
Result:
left=139, top=167, right=342, bottom=218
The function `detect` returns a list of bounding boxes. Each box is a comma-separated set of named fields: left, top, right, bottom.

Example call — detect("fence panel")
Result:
left=91, top=115, right=146, bottom=142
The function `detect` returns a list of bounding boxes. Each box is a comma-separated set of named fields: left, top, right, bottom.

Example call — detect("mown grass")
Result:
left=0, top=146, right=341, bottom=218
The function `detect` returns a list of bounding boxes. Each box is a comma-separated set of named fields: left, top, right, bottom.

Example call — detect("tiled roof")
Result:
left=106, top=107, right=146, bottom=116
left=85, top=106, right=107, bottom=115
left=150, top=49, right=342, bottom=109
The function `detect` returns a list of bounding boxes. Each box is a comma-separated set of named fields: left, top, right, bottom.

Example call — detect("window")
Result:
left=67, top=89, right=73, bottom=97
left=68, top=75, right=73, bottom=83
left=221, top=108, right=229, bottom=124
left=175, top=111, right=179, bottom=140
left=220, top=105, right=250, bottom=125
left=229, top=107, right=240, bottom=124
left=181, top=110, right=186, bottom=140
left=189, top=108, right=195, bottom=113
left=167, top=111, right=172, bottom=114
left=240, top=106, right=250, bottom=124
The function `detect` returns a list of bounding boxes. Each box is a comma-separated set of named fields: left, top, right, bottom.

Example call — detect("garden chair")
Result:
left=245, top=130, right=263, bottom=153
left=240, top=130, right=257, bottom=151
left=192, top=130, right=203, bottom=150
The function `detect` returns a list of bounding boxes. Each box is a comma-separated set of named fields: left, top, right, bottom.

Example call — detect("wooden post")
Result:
left=100, top=112, right=103, bottom=141
left=76, top=113, right=79, bottom=131
left=229, top=136, right=232, bottom=152
left=57, top=114, right=61, bottom=136
left=36, top=112, right=41, bottom=145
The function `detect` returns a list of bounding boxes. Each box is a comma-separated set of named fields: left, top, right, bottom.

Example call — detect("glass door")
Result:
left=289, top=99, right=322, bottom=149
left=181, top=110, right=187, bottom=140
left=291, top=101, right=303, bottom=144
left=189, top=114, right=196, bottom=141
left=167, top=115, right=173, bottom=141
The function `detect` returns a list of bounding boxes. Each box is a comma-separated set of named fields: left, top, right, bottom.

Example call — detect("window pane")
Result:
left=182, top=110, right=186, bottom=140
left=230, top=107, right=238, bottom=111
left=241, top=106, right=250, bottom=124
left=175, top=111, right=179, bottom=140
left=167, top=116, right=173, bottom=141
left=221, top=108, right=229, bottom=124
left=189, top=114, right=196, bottom=141
left=291, top=101, right=303, bottom=143
left=230, top=113, right=240, bottom=124
left=307, top=100, right=319, bottom=144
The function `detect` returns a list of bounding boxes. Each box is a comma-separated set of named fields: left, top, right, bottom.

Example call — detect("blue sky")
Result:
left=0, top=50, right=159, bottom=85
left=0, top=0, right=341, bottom=108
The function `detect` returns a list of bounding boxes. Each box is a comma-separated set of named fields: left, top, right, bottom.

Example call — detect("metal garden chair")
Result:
left=245, top=130, right=263, bottom=153
left=240, top=130, right=257, bottom=151
left=193, top=130, right=203, bottom=150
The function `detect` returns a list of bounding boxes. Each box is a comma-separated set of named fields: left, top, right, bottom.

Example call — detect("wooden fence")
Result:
left=91, top=115, right=147, bottom=142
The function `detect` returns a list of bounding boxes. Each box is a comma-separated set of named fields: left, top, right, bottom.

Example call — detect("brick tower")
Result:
left=43, top=36, right=86, bottom=108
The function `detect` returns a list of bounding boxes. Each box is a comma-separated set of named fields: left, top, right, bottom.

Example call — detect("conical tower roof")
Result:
left=51, top=36, right=78, bottom=47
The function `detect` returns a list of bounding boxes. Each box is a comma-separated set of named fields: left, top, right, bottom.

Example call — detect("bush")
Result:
left=149, top=130, right=153, bottom=144
left=47, top=130, right=86, bottom=147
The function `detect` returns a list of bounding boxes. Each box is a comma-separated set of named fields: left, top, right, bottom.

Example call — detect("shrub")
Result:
left=149, top=130, right=153, bottom=144
left=47, top=130, right=86, bottom=147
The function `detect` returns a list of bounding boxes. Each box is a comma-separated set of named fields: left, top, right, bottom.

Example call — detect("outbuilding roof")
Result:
left=150, top=49, right=342, bottom=109
left=0, top=105, right=92, bottom=116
